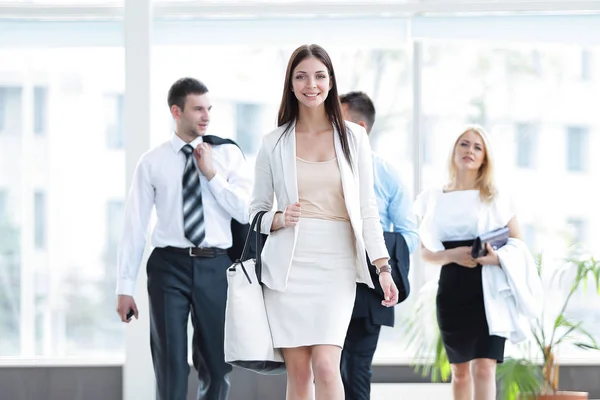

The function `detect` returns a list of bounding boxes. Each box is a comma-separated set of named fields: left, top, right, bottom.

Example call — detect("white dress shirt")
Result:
left=116, top=133, right=252, bottom=296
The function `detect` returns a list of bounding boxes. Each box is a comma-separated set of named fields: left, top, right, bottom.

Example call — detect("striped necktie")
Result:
left=181, top=144, right=205, bottom=247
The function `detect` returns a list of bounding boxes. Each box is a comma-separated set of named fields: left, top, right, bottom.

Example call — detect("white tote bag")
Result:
left=224, top=211, right=285, bottom=375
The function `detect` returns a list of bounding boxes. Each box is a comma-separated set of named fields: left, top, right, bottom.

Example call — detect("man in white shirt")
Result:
left=115, top=77, right=252, bottom=400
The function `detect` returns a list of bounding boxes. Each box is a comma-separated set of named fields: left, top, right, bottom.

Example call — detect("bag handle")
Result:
left=234, top=211, right=267, bottom=285
left=254, top=211, right=266, bottom=282
left=239, top=210, right=267, bottom=262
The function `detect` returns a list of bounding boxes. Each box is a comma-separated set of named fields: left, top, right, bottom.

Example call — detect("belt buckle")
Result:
left=189, top=247, right=215, bottom=257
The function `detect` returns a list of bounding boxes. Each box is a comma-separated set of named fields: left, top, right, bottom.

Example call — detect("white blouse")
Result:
left=413, top=187, right=516, bottom=252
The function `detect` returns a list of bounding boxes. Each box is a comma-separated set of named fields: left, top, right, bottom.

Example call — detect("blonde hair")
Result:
left=447, top=124, right=497, bottom=203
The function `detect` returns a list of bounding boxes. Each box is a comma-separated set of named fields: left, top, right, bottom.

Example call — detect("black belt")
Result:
left=163, top=246, right=228, bottom=258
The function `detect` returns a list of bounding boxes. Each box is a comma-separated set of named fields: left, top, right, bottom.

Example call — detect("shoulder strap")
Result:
left=235, top=210, right=267, bottom=285
left=202, top=134, right=246, bottom=159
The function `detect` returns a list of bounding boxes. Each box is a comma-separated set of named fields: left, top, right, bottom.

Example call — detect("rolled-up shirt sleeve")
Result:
left=207, top=145, right=252, bottom=225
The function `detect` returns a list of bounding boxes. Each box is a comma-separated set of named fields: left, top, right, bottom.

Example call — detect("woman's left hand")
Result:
left=379, top=272, right=399, bottom=307
left=474, top=243, right=501, bottom=266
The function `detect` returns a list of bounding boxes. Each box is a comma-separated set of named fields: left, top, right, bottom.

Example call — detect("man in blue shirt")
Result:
left=340, top=91, right=418, bottom=400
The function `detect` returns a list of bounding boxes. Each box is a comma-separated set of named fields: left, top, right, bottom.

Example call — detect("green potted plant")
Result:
left=404, top=250, right=600, bottom=400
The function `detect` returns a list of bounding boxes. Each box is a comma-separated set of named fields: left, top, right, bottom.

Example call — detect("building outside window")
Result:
left=567, top=126, right=589, bottom=172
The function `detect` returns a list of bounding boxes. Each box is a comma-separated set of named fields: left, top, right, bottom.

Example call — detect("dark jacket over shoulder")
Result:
left=351, top=231, right=411, bottom=327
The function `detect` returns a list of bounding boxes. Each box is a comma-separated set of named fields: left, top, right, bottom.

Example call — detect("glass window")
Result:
left=422, top=116, right=436, bottom=165
left=523, top=223, right=537, bottom=250
left=566, top=126, right=588, bottom=172
left=106, top=200, right=124, bottom=258
left=105, top=93, right=124, bottom=149
left=0, top=89, right=4, bottom=132
left=0, top=188, right=19, bottom=356
left=566, top=217, right=586, bottom=246
left=0, top=189, right=6, bottom=223
left=515, top=122, right=537, bottom=168
left=0, top=86, right=22, bottom=134
left=581, top=49, right=592, bottom=81
left=235, top=102, right=264, bottom=156
left=34, top=191, right=46, bottom=249
left=151, top=44, right=413, bottom=173
left=0, top=47, right=125, bottom=358
left=33, top=86, right=47, bottom=136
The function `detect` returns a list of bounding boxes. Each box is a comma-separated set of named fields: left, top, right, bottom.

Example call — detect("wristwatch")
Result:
left=376, top=265, right=392, bottom=275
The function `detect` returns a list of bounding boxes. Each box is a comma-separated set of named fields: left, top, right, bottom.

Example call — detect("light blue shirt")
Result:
left=372, top=153, right=419, bottom=253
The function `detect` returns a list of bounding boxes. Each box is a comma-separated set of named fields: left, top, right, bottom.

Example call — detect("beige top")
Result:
left=296, top=157, right=350, bottom=222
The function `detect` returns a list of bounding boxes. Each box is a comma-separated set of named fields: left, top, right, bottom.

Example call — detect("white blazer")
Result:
left=481, top=238, right=543, bottom=344
left=250, top=121, right=389, bottom=292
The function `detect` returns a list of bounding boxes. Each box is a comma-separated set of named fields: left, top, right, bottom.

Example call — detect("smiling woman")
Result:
left=278, top=44, right=352, bottom=166
left=291, top=59, right=331, bottom=105
left=148, top=45, right=414, bottom=375
left=245, top=43, right=399, bottom=400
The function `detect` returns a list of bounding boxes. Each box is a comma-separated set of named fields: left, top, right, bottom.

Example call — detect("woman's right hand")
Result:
left=447, top=246, right=478, bottom=268
left=281, top=202, right=302, bottom=228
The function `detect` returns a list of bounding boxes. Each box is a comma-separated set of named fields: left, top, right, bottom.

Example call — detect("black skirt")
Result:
left=436, top=239, right=506, bottom=364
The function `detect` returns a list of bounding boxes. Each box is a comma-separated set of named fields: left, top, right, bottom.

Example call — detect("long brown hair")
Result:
left=447, top=124, right=497, bottom=203
left=277, top=44, right=352, bottom=166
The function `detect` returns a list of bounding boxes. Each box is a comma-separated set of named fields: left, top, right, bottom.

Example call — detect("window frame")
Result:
left=0, top=3, right=599, bottom=369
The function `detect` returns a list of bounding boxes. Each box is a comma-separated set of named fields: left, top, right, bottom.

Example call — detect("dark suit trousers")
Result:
left=147, top=247, right=233, bottom=400
left=340, top=317, right=381, bottom=400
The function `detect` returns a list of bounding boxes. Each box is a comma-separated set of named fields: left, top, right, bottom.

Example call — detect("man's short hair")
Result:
left=340, top=91, right=376, bottom=133
left=167, top=77, right=209, bottom=111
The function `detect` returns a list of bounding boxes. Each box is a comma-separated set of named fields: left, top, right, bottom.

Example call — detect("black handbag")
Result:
left=471, top=226, right=510, bottom=258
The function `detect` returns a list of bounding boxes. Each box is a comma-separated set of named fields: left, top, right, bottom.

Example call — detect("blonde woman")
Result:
left=413, top=125, right=522, bottom=400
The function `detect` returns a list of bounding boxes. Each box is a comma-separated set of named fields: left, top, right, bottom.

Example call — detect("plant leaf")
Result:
left=496, top=358, right=544, bottom=400
left=567, top=322, right=599, bottom=350
left=574, top=342, right=600, bottom=351
left=553, top=319, right=583, bottom=347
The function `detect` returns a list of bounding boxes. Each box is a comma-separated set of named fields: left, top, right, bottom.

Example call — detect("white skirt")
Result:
left=263, top=218, right=357, bottom=348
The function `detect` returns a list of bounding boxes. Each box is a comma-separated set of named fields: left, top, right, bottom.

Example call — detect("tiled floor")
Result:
left=371, top=383, right=452, bottom=399
left=371, top=384, right=598, bottom=400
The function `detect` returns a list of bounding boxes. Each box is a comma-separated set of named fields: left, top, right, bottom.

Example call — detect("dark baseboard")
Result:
left=0, top=364, right=598, bottom=400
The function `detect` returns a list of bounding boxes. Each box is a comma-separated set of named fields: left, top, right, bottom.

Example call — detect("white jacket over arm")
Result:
left=482, top=238, right=543, bottom=344
left=477, top=190, right=543, bottom=343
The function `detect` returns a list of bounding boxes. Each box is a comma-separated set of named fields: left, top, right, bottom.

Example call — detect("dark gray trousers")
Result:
left=147, top=247, right=232, bottom=400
